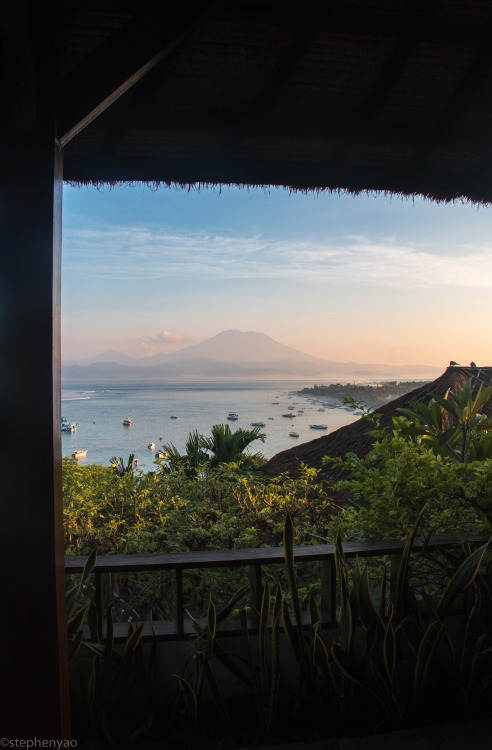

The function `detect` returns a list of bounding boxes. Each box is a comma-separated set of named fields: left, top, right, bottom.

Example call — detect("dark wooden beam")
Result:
left=413, top=21, right=492, bottom=168
left=58, top=0, right=218, bottom=147
left=1, top=0, right=37, bottom=134
left=65, top=100, right=492, bottom=159
left=215, top=2, right=492, bottom=47
left=330, top=0, right=438, bottom=165
left=215, top=5, right=322, bottom=161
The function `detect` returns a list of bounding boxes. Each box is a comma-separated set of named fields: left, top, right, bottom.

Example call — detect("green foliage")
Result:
left=110, top=454, right=135, bottom=478
left=181, top=514, right=492, bottom=739
left=201, top=423, right=266, bottom=467
left=159, top=430, right=209, bottom=475
left=395, top=379, right=492, bottom=463
left=63, top=455, right=334, bottom=621
left=321, top=518, right=492, bottom=728
left=68, top=554, right=157, bottom=745
left=328, top=435, right=492, bottom=541
left=159, top=423, right=265, bottom=474
left=299, top=381, right=428, bottom=407
left=174, top=586, right=248, bottom=728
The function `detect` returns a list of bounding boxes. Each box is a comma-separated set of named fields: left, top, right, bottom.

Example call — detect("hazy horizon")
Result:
left=62, top=185, right=492, bottom=368
left=63, top=328, right=442, bottom=370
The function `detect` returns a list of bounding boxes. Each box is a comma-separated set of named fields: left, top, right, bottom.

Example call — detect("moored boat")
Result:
left=289, top=431, right=299, bottom=437
left=123, top=418, right=132, bottom=425
left=228, top=411, right=239, bottom=420
left=310, top=424, right=327, bottom=430
left=251, top=421, right=266, bottom=427
left=61, top=421, right=77, bottom=432
left=282, top=413, right=295, bottom=417
left=72, top=449, right=87, bottom=459
left=148, top=443, right=155, bottom=449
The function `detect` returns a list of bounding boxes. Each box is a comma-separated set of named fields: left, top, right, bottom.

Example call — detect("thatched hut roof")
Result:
left=12, top=0, right=490, bottom=203
left=263, top=365, right=492, bottom=480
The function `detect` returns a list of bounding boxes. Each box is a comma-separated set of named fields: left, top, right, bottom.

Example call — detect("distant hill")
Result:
left=163, top=330, right=323, bottom=363
left=62, top=330, right=442, bottom=381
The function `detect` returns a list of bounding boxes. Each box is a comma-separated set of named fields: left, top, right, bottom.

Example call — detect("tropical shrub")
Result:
left=325, top=380, right=492, bottom=542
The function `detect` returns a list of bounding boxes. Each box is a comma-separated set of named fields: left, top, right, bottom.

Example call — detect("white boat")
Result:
left=61, top=421, right=77, bottom=432
left=289, top=431, right=299, bottom=437
left=123, top=418, right=132, bottom=425
left=310, top=424, right=327, bottom=430
left=148, top=443, right=155, bottom=449
left=72, top=449, right=87, bottom=459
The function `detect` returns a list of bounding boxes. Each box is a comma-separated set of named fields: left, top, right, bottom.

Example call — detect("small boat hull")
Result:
left=72, top=449, right=87, bottom=459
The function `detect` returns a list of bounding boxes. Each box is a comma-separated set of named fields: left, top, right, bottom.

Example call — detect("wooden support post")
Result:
left=0, top=141, right=70, bottom=735
left=247, top=564, right=263, bottom=624
left=0, top=3, right=69, bottom=734
left=95, top=571, right=113, bottom=639
left=389, top=554, right=402, bottom=605
left=320, top=559, right=337, bottom=625
left=175, top=569, right=184, bottom=634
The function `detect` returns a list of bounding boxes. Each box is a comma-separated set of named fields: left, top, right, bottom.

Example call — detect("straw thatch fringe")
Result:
left=64, top=180, right=489, bottom=206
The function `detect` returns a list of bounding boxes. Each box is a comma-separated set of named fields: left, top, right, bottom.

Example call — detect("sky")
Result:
left=62, top=184, right=492, bottom=367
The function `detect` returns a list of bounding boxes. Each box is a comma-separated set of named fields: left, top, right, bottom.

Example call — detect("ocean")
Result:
left=61, top=380, right=360, bottom=472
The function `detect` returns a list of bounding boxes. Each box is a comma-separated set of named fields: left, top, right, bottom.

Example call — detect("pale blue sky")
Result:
left=62, top=184, right=492, bottom=367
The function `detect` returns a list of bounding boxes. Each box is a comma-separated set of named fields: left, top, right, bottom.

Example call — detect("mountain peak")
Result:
left=166, top=329, right=321, bottom=363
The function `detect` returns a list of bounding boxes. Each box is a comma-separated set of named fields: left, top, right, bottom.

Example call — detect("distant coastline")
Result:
left=298, top=380, right=429, bottom=407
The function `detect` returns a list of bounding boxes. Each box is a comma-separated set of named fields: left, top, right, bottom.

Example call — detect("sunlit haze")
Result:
left=62, top=185, right=492, bottom=368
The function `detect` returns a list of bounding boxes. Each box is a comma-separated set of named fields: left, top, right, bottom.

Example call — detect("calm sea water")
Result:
left=61, top=380, right=359, bottom=472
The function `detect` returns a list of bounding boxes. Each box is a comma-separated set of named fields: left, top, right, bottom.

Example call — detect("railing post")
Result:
left=175, top=568, right=184, bottom=634
left=95, top=571, right=112, bottom=640
left=320, top=558, right=337, bottom=625
left=389, top=554, right=402, bottom=606
left=248, top=564, right=262, bottom=624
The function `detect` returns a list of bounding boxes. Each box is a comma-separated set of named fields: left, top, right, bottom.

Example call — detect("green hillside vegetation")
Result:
left=299, top=380, right=428, bottom=406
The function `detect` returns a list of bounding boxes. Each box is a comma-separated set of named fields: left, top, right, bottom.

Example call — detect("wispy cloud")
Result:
left=151, top=330, right=188, bottom=344
left=63, top=225, right=492, bottom=288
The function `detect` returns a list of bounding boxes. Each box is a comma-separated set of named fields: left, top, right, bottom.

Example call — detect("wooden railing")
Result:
left=65, top=534, right=486, bottom=641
